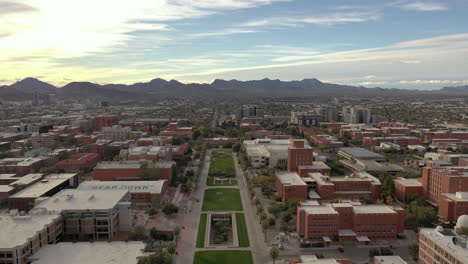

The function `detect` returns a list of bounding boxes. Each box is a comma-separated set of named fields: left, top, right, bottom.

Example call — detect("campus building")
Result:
left=395, top=167, right=468, bottom=222
left=297, top=202, right=405, bottom=244
left=92, top=160, right=175, bottom=184
left=419, top=217, right=468, bottom=264
left=94, top=115, right=119, bottom=131
left=30, top=242, right=146, bottom=264
left=34, top=189, right=132, bottom=240
left=56, top=153, right=101, bottom=172
left=307, top=172, right=381, bottom=201
left=338, top=147, right=403, bottom=173
left=0, top=209, right=62, bottom=264
left=0, top=157, right=47, bottom=176
left=8, top=173, right=79, bottom=212
left=77, top=180, right=168, bottom=206
left=159, top=122, right=194, bottom=139
left=244, top=138, right=329, bottom=173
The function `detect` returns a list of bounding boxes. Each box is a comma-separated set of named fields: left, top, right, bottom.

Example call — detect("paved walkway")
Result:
left=233, top=153, right=270, bottom=264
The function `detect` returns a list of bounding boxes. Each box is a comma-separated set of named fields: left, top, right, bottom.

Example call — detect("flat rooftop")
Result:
left=36, top=189, right=129, bottom=212
left=394, top=177, right=423, bottom=187
left=0, top=174, right=17, bottom=180
left=299, top=205, right=339, bottom=215
left=420, top=228, right=468, bottom=262
left=374, top=256, right=407, bottom=264
left=277, top=172, right=307, bottom=186
left=10, top=174, right=77, bottom=199
left=353, top=205, right=396, bottom=214
left=339, top=147, right=384, bottom=159
left=10, top=173, right=43, bottom=186
left=95, top=161, right=141, bottom=169
left=78, top=180, right=166, bottom=194
left=0, top=210, right=61, bottom=249
left=30, top=242, right=146, bottom=264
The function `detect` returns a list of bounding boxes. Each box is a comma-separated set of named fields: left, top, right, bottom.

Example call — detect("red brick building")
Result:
left=362, top=136, right=421, bottom=148
left=56, top=153, right=101, bottom=172
left=288, top=140, right=314, bottom=173
left=394, top=177, right=424, bottom=201
left=93, top=160, right=175, bottom=184
left=297, top=202, right=405, bottom=243
left=8, top=173, right=79, bottom=212
left=307, top=172, right=381, bottom=201
left=438, top=192, right=468, bottom=222
left=159, top=122, right=194, bottom=139
left=275, top=172, right=308, bottom=201
left=94, top=115, right=119, bottom=131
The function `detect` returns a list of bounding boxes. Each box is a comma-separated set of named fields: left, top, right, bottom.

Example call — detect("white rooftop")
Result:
left=78, top=180, right=166, bottom=194
left=353, top=205, right=397, bottom=214
left=10, top=174, right=77, bottom=199
left=420, top=227, right=468, bottom=262
left=394, top=177, right=422, bottom=187
left=277, top=172, right=307, bottom=186
left=35, top=189, right=129, bottom=212
left=299, top=205, right=339, bottom=215
left=30, top=242, right=146, bottom=264
left=95, top=161, right=141, bottom=169
left=374, top=256, right=407, bottom=264
left=10, top=173, right=43, bottom=186
left=0, top=210, right=61, bottom=249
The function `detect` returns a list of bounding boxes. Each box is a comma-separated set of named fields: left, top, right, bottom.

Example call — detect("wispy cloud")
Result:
left=189, top=28, right=260, bottom=37
left=239, top=11, right=381, bottom=28
left=391, top=1, right=448, bottom=11
left=399, top=80, right=466, bottom=84
left=0, top=1, right=37, bottom=16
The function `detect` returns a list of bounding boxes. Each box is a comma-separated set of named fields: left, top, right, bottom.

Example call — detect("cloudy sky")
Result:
left=1, top=0, right=468, bottom=89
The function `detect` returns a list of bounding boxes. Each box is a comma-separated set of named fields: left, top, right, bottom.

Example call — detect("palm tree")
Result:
left=270, top=247, right=279, bottom=264
left=173, top=227, right=181, bottom=242
left=261, top=220, right=269, bottom=242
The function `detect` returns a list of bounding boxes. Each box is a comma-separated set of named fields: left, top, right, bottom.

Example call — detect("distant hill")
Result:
left=10, top=77, right=56, bottom=94
left=1, top=77, right=467, bottom=101
left=57, top=82, right=138, bottom=100
left=0, top=86, right=31, bottom=101
left=441, top=85, right=468, bottom=92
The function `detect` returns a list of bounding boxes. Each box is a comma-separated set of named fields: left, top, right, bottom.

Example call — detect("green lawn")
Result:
left=196, top=214, right=207, bottom=248
left=236, top=213, right=250, bottom=247
left=202, top=188, right=243, bottom=211
left=206, top=177, right=238, bottom=186
left=193, top=251, right=253, bottom=264
left=209, top=149, right=236, bottom=177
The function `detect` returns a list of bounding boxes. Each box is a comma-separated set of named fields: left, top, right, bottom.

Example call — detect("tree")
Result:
left=162, top=203, right=179, bottom=216
left=128, top=226, right=147, bottom=241
left=232, top=142, right=241, bottom=153
left=270, top=247, right=279, bottom=264
left=137, top=250, right=172, bottom=264
left=262, top=220, right=269, bottom=242
left=408, top=243, right=419, bottom=260
left=167, top=242, right=176, bottom=255
left=174, top=226, right=181, bottom=242
left=368, top=248, right=380, bottom=259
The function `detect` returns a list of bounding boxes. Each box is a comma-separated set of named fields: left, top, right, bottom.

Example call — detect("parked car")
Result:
left=338, top=247, right=344, bottom=253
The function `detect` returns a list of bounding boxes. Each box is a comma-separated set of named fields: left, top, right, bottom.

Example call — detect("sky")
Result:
left=1, top=0, right=468, bottom=89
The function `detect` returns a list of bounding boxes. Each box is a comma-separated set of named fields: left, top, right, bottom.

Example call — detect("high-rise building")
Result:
left=342, top=107, right=371, bottom=124
left=290, top=111, right=322, bottom=126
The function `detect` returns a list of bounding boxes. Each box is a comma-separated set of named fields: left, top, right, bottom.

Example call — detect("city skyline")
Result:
left=1, top=0, right=468, bottom=89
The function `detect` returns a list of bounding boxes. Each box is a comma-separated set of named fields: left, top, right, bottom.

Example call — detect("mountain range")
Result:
left=1, top=77, right=467, bottom=101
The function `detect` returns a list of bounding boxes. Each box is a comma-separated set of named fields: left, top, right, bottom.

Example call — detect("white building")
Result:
left=0, top=209, right=62, bottom=264
left=30, top=242, right=147, bottom=264
left=34, top=189, right=132, bottom=240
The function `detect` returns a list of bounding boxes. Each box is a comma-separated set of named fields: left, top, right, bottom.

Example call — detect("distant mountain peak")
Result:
left=10, top=77, right=56, bottom=94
